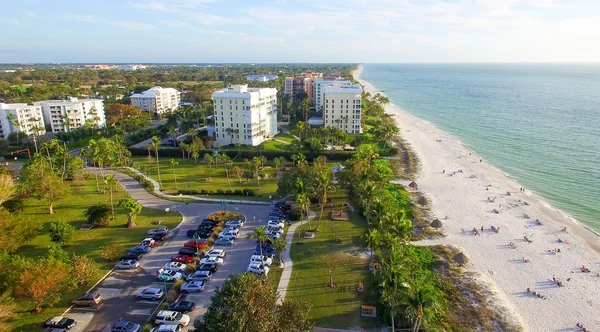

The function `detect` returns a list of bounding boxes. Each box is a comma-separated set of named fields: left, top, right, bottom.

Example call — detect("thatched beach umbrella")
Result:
left=431, top=219, right=443, bottom=228
left=454, top=252, right=469, bottom=265
left=408, top=181, right=418, bottom=189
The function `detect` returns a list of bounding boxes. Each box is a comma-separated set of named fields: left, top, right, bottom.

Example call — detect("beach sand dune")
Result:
left=354, top=65, right=600, bottom=331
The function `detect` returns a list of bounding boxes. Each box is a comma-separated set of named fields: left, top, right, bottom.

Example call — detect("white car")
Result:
left=157, top=269, right=183, bottom=282
left=267, top=221, right=285, bottom=229
left=180, top=280, right=205, bottom=293
left=199, top=257, right=224, bottom=265
left=204, top=249, right=226, bottom=258
left=267, top=226, right=284, bottom=234
left=141, top=237, right=156, bottom=247
left=247, top=262, right=270, bottom=275
left=164, top=262, right=187, bottom=272
left=154, top=310, right=190, bottom=327
left=250, top=255, right=273, bottom=266
left=267, top=231, right=281, bottom=239
left=218, top=230, right=238, bottom=239
left=222, top=227, right=240, bottom=235
left=225, top=219, right=244, bottom=227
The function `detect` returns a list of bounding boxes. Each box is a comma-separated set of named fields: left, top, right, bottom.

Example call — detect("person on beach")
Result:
left=561, top=226, right=568, bottom=232
left=442, top=170, right=445, bottom=174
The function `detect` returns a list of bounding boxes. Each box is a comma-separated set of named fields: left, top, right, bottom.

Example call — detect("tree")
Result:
left=221, top=154, right=233, bottom=191
left=5, top=113, right=20, bottom=145
left=104, top=103, right=143, bottom=124
left=119, top=197, right=142, bottom=228
left=251, top=157, right=262, bottom=192
left=151, top=136, right=162, bottom=189
left=295, top=192, right=309, bottom=240
left=204, top=153, right=214, bottom=168
left=71, top=254, right=100, bottom=287
left=0, top=292, right=16, bottom=331
left=249, top=226, right=269, bottom=268
left=34, top=171, right=70, bottom=215
left=17, top=258, right=70, bottom=312
left=272, top=237, right=287, bottom=266
left=301, top=97, right=310, bottom=122
left=83, top=204, right=112, bottom=227
left=104, top=174, right=117, bottom=219
left=49, top=220, right=75, bottom=246
left=311, top=156, right=333, bottom=230
left=364, top=228, right=381, bottom=265
left=195, top=273, right=312, bottom=332
left=0, top=173, right=14, bottom=205
left=0, top=209, right=40, bottom=253
left=232, top=166, right=244, bottom=183
left=169, top=158, right=179, bottom=190
left=47, top=243, right=71, bottom=263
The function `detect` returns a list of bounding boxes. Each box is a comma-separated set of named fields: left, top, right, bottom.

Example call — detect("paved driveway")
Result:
left=71, top=171, right=271, bottom=331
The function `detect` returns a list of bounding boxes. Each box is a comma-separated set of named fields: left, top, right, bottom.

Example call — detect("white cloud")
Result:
left=24, top=11, right=36, bottom=18
left=7, top=18, right=21, bottom=25
left=128, top=0, right=251, bottom=25
left=64, top=14, right=156, bottom=31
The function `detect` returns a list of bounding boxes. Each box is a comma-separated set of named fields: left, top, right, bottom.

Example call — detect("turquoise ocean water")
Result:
left=360, top=64, right=600, bottom=232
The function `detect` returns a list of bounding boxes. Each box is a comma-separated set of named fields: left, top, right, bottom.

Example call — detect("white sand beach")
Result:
left=353, top=65, right=600, bottom=332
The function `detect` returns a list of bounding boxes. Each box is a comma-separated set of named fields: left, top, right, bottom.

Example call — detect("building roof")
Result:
left=131, top=86, right=180, bottom=99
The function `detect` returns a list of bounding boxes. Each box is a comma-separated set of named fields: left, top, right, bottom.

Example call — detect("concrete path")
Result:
left=276, top=210, right=316, bottom=304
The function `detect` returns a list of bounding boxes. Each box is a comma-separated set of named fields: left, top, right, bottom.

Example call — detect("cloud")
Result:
left=128, top=0, right=251, bottom=25
left=64, top=14, right=156, bottom=31
left=24, top=11, right=36, bottom=18
left=7, top=18, right=21, bottom=24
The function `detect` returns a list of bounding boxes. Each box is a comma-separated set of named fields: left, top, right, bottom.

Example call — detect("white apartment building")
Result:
left=323, top=83, right=363, bottom=134
left=130, top=86, right=181, bottom=116
left=313, top=77, right=352, bottom=112
left=35, top=97, right=106, bottom=133
left=211, top=84, right=278, bottom=146
left=0, top=103, right=46, bottom=139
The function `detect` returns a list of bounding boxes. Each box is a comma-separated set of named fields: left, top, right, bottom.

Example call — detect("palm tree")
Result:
left=400, top=270, right=447, bottom=332
left=272, top=237, right=287, bottom=266
left=204, top=153, right=214, bottom=168
left=301, top=97, right=310, bottom=122
left=364, top=229, right=380, bottom=265
left=251, top=157, right=262, bottom=192
left=296, top=192, right=310, bottom=239
left=296, top=121, right=306, bottom=142
left=312, top=157, right=333, bottom=230
left=249, top=226, right=269, bottom=270
left=234, top=142, right=243, bottom=159
left=151, top=136, right=162, bottom=189
left=359, top=181, right=381, bottom=225
left=221, top=154, right=233, bottom=191
left=169, top=158, right=179, bottom=190
left=187, top=128, right=197, bottom=142
left=104, top=174, right=117, bottom=219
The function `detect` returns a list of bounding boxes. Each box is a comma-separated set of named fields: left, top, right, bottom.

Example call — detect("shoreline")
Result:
left=354, top=64, right=600, bottom=331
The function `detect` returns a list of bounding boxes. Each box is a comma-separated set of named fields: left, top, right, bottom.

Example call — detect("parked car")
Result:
left=141, top=238, right=156, bottom=247
left=204, top=249, right=226, bottom=258
left=42, top=328, right=66, bottom=332
left=157, top=269, right=183, bottom=282
left=218, top=230, right=238, bottom=239
left=151, top=232, right=168, bottom=241
left=247, top=262, right=270, bottom=275
left=183, top=240, right=204, bottom=249
left=111, top=320, right=141, bottom=332
left=254, top=248, right=275, bottom=257
left=196, top=263, right=219, bottom=273
left=267, top=231, right=281, bottom=239
left=149, top=324, right=181, bottom=332
left=43, top=317, right=76, bottom=330
left=171, top=254, right=194, bottom=264
left=250, top=255, right=273, bottom=266
left=136, top=287, right=163, bottom=300
left=72, top=293, right=102, bottom=306
left=199, top=256, right=224, bottom=265
left=222, top=227, right=240, bottom=235
left=186, top=270, right=212, bottom=281
left=178, top=247, right=198, bottom=256
left=267, top=221, right=285, bottom=229
left=154, top=310, right=190, bottom=326
left=164, top=262, right=187, bottom=272
left=148, top=226, right=169, bottom=235
left=197, top=223, right=215, bottom=231
left=120, top=252, right=143, bottom=261
left=115, top=259, right=140, bottom=270
left=214, top=238, right=234, bottom=246
left=180, top=280, right=206, bottom=293
left=167, top=300, right=196, bottom=313
left=216, top=234, right=236, bottom=242
left=225, top=219, right=244, bottom=227
left=129, top=245, right=151, bottom=254
left=267, top=226, right=284, bottom=234
left=200, top=218, right=219, bottom=226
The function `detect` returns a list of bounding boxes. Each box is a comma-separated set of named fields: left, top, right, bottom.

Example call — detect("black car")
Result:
left=196, top=225, right=215, bottom=232
left=43, top=316, right=76, bottom=330
left=167, top=300, right=196, bottom=313
left=186, top=230, right=199, bottom=238
left=120, top=252, right=143, bottom=261
left=179, top=247, right=198, bottom=256
left=151, top=232, right=168, bottom=241
left=196, top=263, right=219, bottom=273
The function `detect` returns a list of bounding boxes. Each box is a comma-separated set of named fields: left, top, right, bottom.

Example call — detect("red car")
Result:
left=184, top=240, right=204, bottom=249
left=171, top=254, right=194, bottom=264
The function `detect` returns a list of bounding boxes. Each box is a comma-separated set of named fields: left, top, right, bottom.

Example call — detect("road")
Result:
left=67, top=170, right=272, bottom=331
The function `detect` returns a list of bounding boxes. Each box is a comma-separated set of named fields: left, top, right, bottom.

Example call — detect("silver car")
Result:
left=180, top=281, right=205, bottom=293
left=136, top=287, right=163, bottom=301
left=186, top=270, right=212, bottom=281
left=115, top=260, right=140, bottom=270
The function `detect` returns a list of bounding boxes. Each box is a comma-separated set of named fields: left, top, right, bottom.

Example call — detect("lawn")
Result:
left=8, top=179, right=182, bottom=332
left=259, top=133, right=296, bottom=152
left=131, top=157, right=281, bottom=200
left=286, top=191, right=380, bottom=329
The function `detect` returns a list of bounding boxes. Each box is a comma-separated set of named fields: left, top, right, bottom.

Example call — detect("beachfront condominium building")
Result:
left=130, top=86, right=181, bottom=116
left=323, top=82, right=363, bottom=134
left=211, top=84, right=278, bottom=146
left=313, top=77, right=352, bottom=112
left=35, top=97, right=106, bottom=133
left=0, top=103, right=45, bottom=139
left=284, top=71, right=322, bottom=102
left=247, top=74, right=278, bottom=82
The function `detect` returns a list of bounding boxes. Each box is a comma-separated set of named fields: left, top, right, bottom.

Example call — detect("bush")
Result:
left=225, top=190, right=233, bottom=195
left=1, top=198, right=24, bottom=213
left=243, top=189, right=256, bottom=196
left=234, top=189, right=243, bottom=195
left=84, top=204, right=112, bottom=227
left=167, top=279, right=184, bottom=303
left=288, top=206, right=303, bottom=221
left=100, top=245, right=124, bottom=262
left=216, top=189, right=224, bottom=195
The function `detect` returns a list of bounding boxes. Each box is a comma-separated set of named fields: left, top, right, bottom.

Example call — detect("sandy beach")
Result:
left=353, top=65, right=600, bottom=332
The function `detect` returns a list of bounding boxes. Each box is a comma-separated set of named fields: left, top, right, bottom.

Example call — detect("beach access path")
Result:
left=354, top=65, right=600, bottom=332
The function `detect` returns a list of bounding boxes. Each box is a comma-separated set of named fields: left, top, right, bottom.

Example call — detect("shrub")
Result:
left=288, top=206, right=303, bottom=221
left=186, top=263, right=197, bottom=274
left=1, top=198, right=24, bottom=213
left=225, top=190, right=233, bottom=195
left=200, top=190, right=209, bottom=195
left=83, top=204, right=112, bottom=227
left=100, top=245, right=124, bottom=262
left=216, top=189, right=224, bottom=195
left=234, top=189, right=243, bottom=195
left=167, top=280, right=184, bottom=303
left=243, top=189, right=256, bottom=196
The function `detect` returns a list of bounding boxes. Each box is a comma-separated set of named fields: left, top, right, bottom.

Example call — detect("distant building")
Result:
left=323, top=82, right=362, bottom=134
left=284, top=71, right=322, bottom=102
left=34, top=97, right=106, bottom=133
left=211, top=84, right=277, bottom=146
left=313, top=77, right=352, bottom=112
left=116, top=64, right=147, bottom=71
left=0, top=103, right=45, bottom=139
left=130, top=86, right=181, bottom=116
left=247, top=74, right=278, bottom=82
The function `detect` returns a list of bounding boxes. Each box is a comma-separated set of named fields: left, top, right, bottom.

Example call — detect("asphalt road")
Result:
left=69, top=171, right=272, bottom=331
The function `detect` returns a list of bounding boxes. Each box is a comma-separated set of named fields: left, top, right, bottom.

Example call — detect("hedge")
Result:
left=177, top=189, right=256, bottom=196
left=128, top=147, right=356, bottom=161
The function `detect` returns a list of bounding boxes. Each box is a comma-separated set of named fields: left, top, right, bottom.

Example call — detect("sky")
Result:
left=2, top=0, right=600, bottom=63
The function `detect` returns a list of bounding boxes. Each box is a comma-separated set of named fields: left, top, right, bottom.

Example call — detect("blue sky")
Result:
left=2, top=0, right=600, bottom=63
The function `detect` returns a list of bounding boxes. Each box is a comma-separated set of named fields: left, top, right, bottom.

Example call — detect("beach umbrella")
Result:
left=454, top=252, right=469, bottom=265
left=408, top=181, right=418, bottom=189
left=431, top=219, right=443, bottom=228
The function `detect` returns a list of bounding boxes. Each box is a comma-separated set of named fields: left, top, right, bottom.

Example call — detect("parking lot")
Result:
left=66, top=201, right=271, bottom=332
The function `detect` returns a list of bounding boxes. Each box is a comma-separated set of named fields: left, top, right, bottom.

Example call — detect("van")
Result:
left=154, top=310, right=190, bottom=326
left=217, top=234, right=236, bottom=242
left=149, top=324, right=182, bottom=332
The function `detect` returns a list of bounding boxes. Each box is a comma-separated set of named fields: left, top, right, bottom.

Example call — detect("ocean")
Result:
left=360, top=63, right=600, bottom=232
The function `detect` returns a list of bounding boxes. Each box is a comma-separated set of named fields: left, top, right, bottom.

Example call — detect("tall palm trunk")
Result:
left=155, top=150, right=162, bottom=189
left=317, top=189, right=327, bottom=230
left=172, top=168, right=178, bottom=190
left=109, top=183, right=115, bottom=219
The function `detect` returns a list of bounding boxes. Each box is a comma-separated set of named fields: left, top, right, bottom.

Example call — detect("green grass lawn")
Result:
left=286, top=191, right=380, bottom=329
left=132, top=157, right=280, bottom=200
left=9, top=179, right=182, bottom=331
